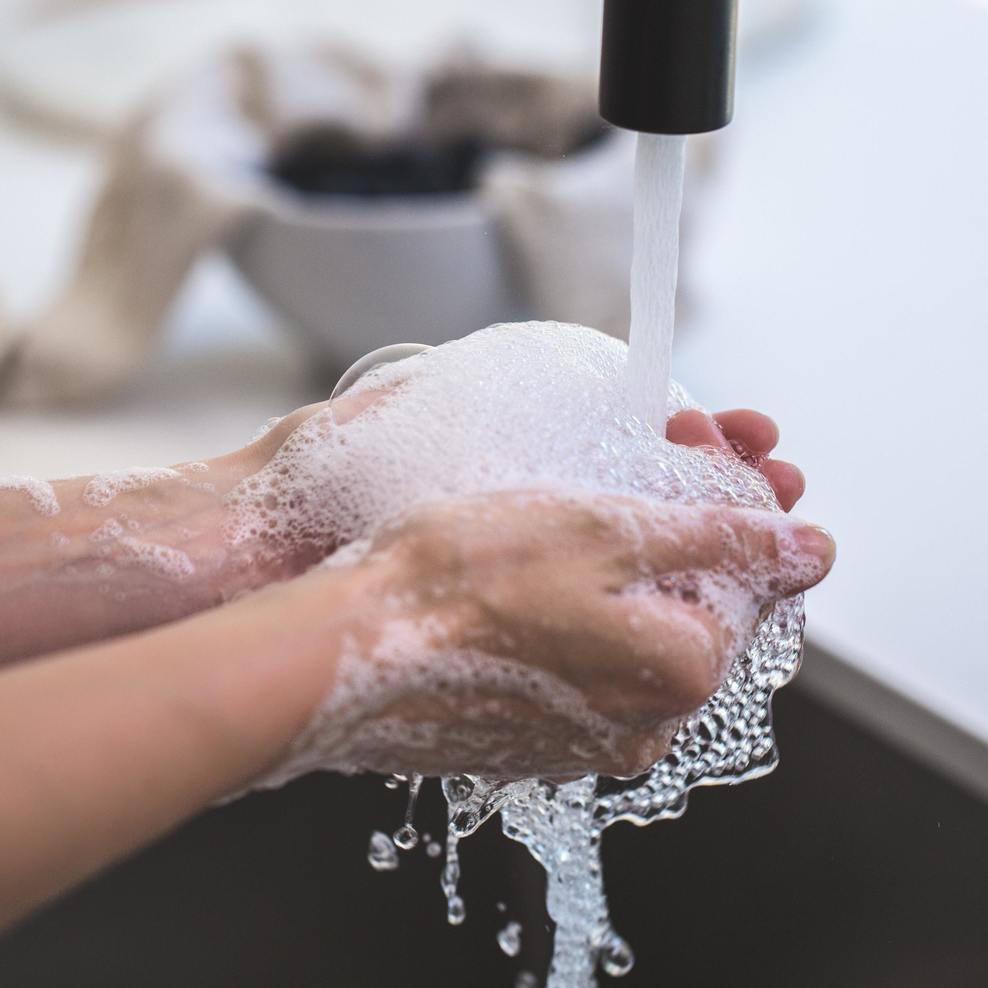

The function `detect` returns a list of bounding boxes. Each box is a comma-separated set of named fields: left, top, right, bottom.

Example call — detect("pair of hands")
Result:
left=236, top=395, right=833, bottom=780
left=0, top=391, right=834, bottom=934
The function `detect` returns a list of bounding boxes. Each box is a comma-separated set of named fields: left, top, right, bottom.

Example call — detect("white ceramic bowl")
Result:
left=226, top=190, right=528, bottom=373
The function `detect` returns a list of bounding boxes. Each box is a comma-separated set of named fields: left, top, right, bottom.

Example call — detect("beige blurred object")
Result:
left=0, top=120, right=242, bottom=404
left=0, top=46, right=634, bottom=406
left=0, top=0, right=603, bottom=142
left=0, top=0, right=816, bottom=143
left=0, top=45, right=395, bottom=404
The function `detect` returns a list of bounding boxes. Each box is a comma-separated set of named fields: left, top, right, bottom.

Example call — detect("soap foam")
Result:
left=0, top=475, right=60, bottom=516
left=87, top=514, right=194, bottom=582
left=230, top=321, right=806, bottom=985
left=83, top=467, right=183, bottom=507
left=224, top=321, right=780, bottom=557
left=115, top=536, right=196, bottom=582
left=90, top=517, right=125, bottom=542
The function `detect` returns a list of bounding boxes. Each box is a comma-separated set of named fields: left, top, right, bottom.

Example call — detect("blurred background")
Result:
left=0, top=0, right=986, bottom=985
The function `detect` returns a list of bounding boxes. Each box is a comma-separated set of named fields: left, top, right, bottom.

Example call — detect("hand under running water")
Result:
left=231, top=391, right=828, bottom=781
left=665, top=407, right=806, bottom=513
left=233, top=393, right=809, bottom=579
left=273, top=488, right=833, bottom=781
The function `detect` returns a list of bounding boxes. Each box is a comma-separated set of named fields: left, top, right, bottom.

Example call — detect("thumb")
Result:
left=634, top=502, right=835, bottom=599
left=696, top=505, right=836, bottom=599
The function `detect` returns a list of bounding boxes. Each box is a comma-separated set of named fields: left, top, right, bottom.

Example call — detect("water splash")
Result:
left=435, top=594, right=803, bottom=985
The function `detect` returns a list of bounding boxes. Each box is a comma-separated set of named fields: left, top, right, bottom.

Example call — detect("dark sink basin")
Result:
left=2, top=669, right=986, bottom=987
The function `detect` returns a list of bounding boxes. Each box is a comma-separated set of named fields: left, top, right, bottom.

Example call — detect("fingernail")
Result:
left=794, top=525, right=836, bottom=567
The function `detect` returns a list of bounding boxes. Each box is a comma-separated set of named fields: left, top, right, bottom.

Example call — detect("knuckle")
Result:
left=606, top=730, right=674, bottom=778
left=670, top=656, right=721, bottom=714
left=714, top=507, right=780, bottom=569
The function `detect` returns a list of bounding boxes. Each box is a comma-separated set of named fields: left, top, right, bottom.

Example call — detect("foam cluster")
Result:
left=83, top=467, right=184, bottom=507
left=0, top=475, right=60, bottom=516
left=225, top=321, right=779, bottom=552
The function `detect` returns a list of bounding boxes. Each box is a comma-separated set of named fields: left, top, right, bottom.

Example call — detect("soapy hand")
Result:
left=289, top=489, right=834, bottom=780
left=0, top=337, right=834, bottom=932
left=666, top=408, right=806, bottom=512
left=232, top=393, right=808, bottom=591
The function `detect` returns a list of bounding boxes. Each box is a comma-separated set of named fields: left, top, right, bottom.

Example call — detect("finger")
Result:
left=623, top=501, right=835, bottom=597
left=604, top=591, right=729, bottom=716
left=760, top=459, right=806, bottom=513
left=712, top=409, right=780, bottom=456
left=666, top=409, right=732, bottom=451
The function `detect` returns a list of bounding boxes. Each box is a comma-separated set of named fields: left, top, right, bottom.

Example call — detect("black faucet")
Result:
left=599, top=0, right=738, bottom=135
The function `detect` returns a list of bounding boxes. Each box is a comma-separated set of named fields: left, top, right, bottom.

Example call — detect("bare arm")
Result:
left=0, top=407, right=328, bottom=664
left=0, top=556, right=384, bottom=931
left=1, top=461, right=244, bottom=662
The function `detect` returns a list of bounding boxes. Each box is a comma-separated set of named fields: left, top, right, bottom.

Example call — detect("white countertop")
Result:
left=1, top=0, right=985, bottom=793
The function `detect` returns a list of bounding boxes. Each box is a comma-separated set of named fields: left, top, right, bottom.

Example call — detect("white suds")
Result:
left=0, top=476, right=60, bottom=516
left=116, top=536, right=195, bottom=582
left=83, top=467, right=182, bottom=507
left=90, top=518, right=125, bottom=542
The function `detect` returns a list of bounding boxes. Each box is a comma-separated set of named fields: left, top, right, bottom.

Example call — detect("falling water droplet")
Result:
left=426, top=841, right=443, bottom=858
left=600, top=933, right=634, bottom=977
left=392, top=773, right=424, bottom=851
left=446, top=895, right=466, bottom=926
left=497, top=921, right=523, bottom=957
left=367, top=831, right=399, bottom=872
left=384, top=776, right=401, bottom=790
left=393, top=824, right=419, bottom=851
left=515, top=973, right=539, bottom=988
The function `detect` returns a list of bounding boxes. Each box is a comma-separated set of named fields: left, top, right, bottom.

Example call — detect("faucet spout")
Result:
left=599, top=0, right=738, bottom=135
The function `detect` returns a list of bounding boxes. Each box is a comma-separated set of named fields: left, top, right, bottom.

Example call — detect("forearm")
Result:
left=0, top=557, right=383, bottom=932
left=0, top=448, right=281, bottom=663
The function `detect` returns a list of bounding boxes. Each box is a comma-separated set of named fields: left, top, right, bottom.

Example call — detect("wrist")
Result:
left=198, top=546, right=407, bottom=772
